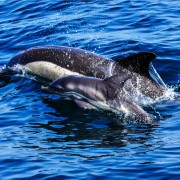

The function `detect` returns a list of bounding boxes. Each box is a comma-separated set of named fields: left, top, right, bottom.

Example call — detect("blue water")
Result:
left=0, top=0, right=180, bottom=179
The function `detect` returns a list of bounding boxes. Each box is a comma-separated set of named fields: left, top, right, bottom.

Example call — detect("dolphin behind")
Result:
left=0, top=46, right=166, bottom=99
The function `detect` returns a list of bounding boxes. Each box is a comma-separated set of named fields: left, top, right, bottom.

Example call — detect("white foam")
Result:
left=157, top=87, right=179, bottom=101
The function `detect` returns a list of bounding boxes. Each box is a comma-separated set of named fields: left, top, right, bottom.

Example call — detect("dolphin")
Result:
left=41, top=73, right=152, bottom=123
left=1, top=46, right=167, bottom=99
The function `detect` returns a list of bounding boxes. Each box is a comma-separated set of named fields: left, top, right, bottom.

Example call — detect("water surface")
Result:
left=0, top=0, right=179, bottom=179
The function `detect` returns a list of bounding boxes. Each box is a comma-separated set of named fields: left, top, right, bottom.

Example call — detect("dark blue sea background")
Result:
left=0, top=0, right=179, bottom=179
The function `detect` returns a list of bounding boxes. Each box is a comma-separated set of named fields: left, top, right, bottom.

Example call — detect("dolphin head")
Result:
left=41, top=75, right=81, bottom=94
left=41, top=78, right=66, bottom=94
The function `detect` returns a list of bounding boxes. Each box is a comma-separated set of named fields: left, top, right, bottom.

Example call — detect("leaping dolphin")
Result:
left=1, top=46, right=167, bottom=99
left=41, top=73, right=152, bottom=123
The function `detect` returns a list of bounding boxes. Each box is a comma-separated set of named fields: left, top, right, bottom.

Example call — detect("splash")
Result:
left=124, top=78, right=155, bottom=106
left=129, top=81, right=179, bottom=105
left=149, top=63, right=180, bottom=100
left=9, top=64, right=26, bottom=75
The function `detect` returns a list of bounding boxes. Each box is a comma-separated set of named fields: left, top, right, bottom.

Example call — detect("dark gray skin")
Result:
left=42, top=74, right=152, bottom=122
left=2, top=46, right=166, bottom=99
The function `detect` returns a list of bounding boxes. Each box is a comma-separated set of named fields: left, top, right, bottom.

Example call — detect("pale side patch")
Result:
left=24, top=61, right=81, bottom=81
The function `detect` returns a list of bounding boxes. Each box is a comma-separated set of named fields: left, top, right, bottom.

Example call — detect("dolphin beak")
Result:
left=41, top=84, right=65, bottom=94
left=41, top=85, right=56, bottom=93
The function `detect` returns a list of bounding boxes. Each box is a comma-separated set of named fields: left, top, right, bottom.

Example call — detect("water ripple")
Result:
left=0, top=0, right=179, bottom=179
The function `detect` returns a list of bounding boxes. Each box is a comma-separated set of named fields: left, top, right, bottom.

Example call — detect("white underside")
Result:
left=20, top=61, right=81, bottom=81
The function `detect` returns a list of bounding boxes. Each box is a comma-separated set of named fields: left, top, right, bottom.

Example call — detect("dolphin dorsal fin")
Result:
left=104, top=72, right=131, bottom=87
left=113, top=52, right=157, bottom=75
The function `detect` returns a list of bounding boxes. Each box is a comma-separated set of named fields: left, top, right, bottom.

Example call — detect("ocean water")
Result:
left=0, top=0, right=179, bottom=179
